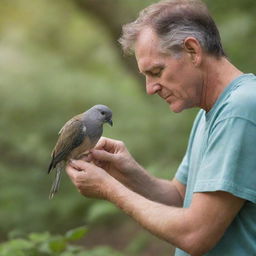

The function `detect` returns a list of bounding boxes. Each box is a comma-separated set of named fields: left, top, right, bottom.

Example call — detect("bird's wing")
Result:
left=49, top=114, right=85, bottom=171
left=58, top=118, right=75, bottom=135
left=57, top=113, right=84, bottom=137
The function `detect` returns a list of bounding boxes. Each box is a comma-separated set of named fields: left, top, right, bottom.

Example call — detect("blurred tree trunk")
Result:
left=73, top=0, right=144, bottom=87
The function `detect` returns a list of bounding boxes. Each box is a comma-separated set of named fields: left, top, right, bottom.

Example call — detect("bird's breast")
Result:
left=84, top=122, right=103, bottom=143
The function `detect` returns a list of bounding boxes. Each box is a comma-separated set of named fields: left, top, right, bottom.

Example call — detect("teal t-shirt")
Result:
left=175, top=73, right=256, bottom=256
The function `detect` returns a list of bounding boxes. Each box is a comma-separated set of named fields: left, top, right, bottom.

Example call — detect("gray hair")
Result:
left=119, top=0, right=226, bottom=57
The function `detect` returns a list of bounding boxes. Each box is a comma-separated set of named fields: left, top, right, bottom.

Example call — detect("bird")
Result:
left=48, top=104, right=113, bottom=199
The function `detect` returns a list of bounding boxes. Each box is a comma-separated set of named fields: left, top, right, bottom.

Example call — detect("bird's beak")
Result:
left=107, top=119, right=113, bottom=126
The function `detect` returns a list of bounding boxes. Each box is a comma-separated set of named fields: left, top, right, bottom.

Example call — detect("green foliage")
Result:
left=86, top=201, right=121, bottom=224
left=125, top=232, right=150, bottom=254
left=0, top=227, right=123, bottom=256
left=0, top=0, right=196, bottom=237
left=65, top=227, right=88, bottom=242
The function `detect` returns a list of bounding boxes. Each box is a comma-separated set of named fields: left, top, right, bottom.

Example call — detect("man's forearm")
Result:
left=122, top=165, right=183, bottom=206
left=106, top=178, right=189, bottom=251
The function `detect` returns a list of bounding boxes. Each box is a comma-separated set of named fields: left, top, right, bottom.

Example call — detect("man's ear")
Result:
left=183, top=37, right=202, bottom=66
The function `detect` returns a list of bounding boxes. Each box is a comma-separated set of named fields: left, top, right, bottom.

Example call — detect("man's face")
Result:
left=135, top=27, right=203, bottom=113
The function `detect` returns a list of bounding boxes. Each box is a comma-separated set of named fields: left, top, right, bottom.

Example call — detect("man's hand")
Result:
left=66, top=160, right=115, bottom=199
left=89, top=137, right=143, bottom=184
left=87, top=137, right=184, bottom=206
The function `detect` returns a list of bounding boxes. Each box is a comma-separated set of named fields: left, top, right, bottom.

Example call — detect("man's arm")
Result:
left=89, top=137, right=185, bottom=206
left=112, top=166, right=185, bottom=206
left=67, top=161, right=245, bottom=256
left=105, top=177, right=244, bottom=255
left=143, top=177, right=185, bottom=206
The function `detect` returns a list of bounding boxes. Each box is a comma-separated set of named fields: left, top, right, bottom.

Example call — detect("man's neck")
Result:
left=200, top=57, right=243, bottom=112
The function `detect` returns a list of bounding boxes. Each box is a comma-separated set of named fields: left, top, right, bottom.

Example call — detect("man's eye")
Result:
left=151, top=70, right=162, bottom=77
left=142, top=68, right=163, bottom=77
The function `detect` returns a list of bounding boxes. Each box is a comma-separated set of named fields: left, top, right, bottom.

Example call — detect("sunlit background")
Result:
left=0, top=0, right=255, bottom=255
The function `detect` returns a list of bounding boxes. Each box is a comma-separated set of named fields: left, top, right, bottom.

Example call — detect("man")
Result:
left=66, top=0, right=256, bottom=255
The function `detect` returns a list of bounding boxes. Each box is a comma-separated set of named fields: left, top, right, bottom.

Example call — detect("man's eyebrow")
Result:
left=141, top=64, right=165, bottom=74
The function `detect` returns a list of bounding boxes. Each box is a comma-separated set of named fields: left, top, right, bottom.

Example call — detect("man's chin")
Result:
left=169, top=103, right=184, bottom=113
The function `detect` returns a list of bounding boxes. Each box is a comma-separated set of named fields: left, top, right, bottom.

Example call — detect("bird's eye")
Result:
left=100, top=111, right=105, bottom=115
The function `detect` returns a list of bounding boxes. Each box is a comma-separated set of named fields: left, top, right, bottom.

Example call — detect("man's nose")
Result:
left=146, top=78, right=161, bottom=95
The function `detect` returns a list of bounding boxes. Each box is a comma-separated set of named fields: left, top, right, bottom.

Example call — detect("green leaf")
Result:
left=86, top=201, right=119, bottom=224
left=1, top=239, right=33, bottom=251
left=48, top=236, right=66, bottom=253
left=28, top=232, right=51, bottom=243
left=65, top=227, right=88, bottom=242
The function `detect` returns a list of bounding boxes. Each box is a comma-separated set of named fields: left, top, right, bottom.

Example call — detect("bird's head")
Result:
left=89, top=104, right=113, bottom=126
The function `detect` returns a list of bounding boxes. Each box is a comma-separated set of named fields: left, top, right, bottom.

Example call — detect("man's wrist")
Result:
left=104, top=176, right=125, bottom=201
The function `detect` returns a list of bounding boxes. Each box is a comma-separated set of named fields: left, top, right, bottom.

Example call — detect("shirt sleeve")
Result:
left=175, top=110, right=204, bottom=186
left=194, top=117, right=256, bottom=203
left=175, top=152, right=189, bottom=185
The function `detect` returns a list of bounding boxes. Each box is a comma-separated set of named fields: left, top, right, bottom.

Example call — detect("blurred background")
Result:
left=0, top=0, right=255, bottom=255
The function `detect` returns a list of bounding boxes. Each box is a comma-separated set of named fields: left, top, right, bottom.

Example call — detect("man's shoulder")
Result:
left=220, top=74, right=256, bottom=122
left=231, top=74, right=256, bottom=105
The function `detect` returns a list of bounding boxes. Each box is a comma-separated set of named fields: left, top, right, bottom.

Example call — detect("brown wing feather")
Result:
left=53, top=114, right=84, bottom=155
left=48, top=113, right=85, bottom=172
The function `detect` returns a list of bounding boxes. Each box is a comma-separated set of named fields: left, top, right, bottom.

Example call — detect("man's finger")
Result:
left=91, top=149, right=115, bottom=162
left=94, top=137, right=107, bottom=150
left=69, top=159, right=95, bottom=171
left=66, top=164, right=79, bottom=180
left=94, top=137, right=118, bottom=152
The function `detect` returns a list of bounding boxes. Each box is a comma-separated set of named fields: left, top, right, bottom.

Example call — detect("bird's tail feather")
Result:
left=49, top=165, right=62, bottom=199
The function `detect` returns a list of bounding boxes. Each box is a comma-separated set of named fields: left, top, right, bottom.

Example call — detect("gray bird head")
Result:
left=86, top=104, right=113, bottom=126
